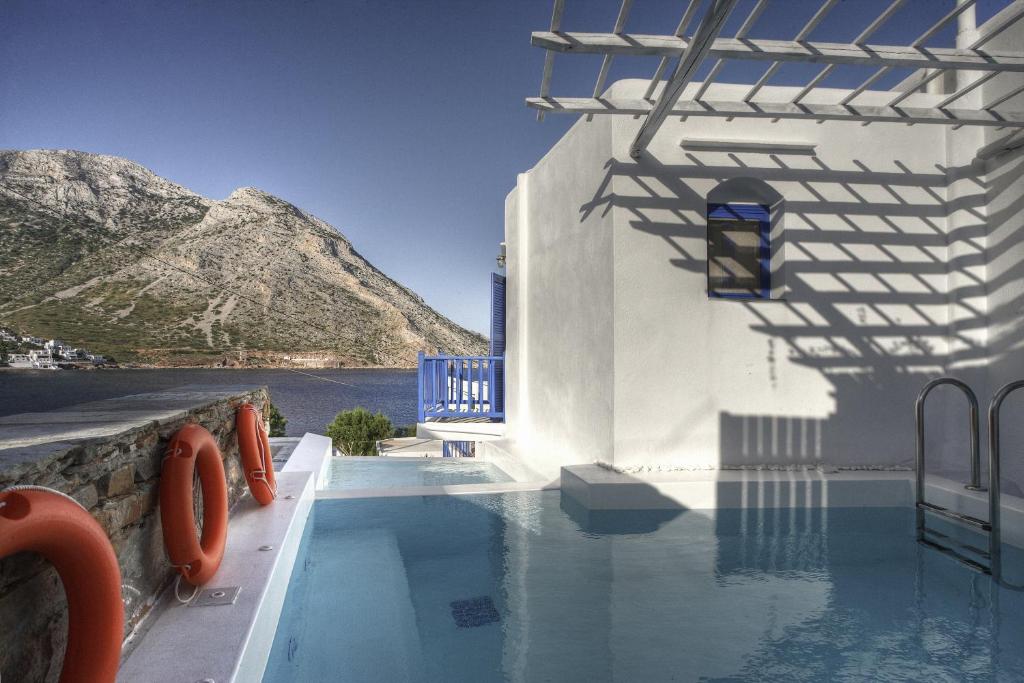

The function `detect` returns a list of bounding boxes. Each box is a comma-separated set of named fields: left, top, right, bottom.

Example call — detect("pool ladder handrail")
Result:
left=915, top=377, right=997, bottom=579
left=984, top=379, right=1024, bottom=583
left=915, top=377, right=1024, bottom=583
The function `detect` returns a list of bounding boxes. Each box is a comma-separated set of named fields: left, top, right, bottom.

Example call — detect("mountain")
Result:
left=0, top=149, right=487, bottom=366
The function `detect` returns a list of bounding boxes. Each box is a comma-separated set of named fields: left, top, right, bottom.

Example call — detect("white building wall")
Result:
left=501, top=13, right=1024, bottom=492
left=498, top=115, right=617, bottom=479
left=979, top=6, right=1024, bottom=497
left=606, top=80, right=952, bottom=473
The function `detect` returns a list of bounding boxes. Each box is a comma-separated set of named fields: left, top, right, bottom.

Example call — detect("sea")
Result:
left=0, top=368, right=418, bottom=437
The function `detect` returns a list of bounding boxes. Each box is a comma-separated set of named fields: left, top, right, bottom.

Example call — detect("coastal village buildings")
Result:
left=1, top=329, right=103, bottom=368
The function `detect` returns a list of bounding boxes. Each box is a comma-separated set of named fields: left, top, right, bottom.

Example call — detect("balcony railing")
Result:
left=417, top=353, right=504, bottom=422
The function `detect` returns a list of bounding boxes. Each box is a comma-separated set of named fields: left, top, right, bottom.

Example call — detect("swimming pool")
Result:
left=263, top=492, right=1024, bottom=682
left=324, top=457, right=514, bottom=490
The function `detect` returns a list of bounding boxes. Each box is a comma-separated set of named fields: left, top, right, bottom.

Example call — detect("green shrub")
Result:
left=269, top=403, right=287, bottom=437
left=326, top=407, right=394, bottom=456
left=393, top=424, right=418, bottom=438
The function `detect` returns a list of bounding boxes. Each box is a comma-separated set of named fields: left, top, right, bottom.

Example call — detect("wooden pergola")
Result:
left=528, top=0, right=1024, bottom=157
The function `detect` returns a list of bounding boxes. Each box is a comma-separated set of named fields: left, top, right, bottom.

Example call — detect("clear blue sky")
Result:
left=1, top=0, right=1012, bottom=334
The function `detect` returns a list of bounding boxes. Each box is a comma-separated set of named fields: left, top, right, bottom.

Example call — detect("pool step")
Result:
left=916, top=500, right=994, bottom=575
left=264, top=529, right=424, bottom=682
left=916, top=501, right=991, bottom=531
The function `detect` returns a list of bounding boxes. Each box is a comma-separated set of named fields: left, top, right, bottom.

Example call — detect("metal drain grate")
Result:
left=450, top=596, right=501, bottom=628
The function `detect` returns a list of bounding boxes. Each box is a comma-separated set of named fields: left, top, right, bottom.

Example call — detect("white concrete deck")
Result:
left=415, top=418, right=505, bottom=441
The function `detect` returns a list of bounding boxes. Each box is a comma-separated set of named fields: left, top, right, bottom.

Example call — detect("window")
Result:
left=707, top=203, right=771, bottom=299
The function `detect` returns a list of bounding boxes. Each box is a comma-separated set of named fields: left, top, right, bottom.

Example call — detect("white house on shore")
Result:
left=419, top=2, right=1024, bottom=501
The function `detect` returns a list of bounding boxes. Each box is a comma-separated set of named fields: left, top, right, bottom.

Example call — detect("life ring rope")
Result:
left=1, top=483, right=86, bottom=509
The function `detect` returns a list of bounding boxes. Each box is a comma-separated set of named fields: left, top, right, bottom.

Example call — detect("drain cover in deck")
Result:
left=450, top=596, right=500, bottom=628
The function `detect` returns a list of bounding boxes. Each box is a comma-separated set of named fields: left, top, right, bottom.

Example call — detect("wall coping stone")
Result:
left=0, top=385, right=267, bottom=484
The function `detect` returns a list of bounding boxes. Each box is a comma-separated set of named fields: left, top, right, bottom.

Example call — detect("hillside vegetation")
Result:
left=0, top=150, right=487, bottom=366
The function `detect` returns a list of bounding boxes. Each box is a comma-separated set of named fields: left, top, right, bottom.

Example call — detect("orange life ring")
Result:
left=236, top=404, right=277, bottom=506
left=159, top=423, right=228, bottom=587
left=0, top=486, right=123, bottom=683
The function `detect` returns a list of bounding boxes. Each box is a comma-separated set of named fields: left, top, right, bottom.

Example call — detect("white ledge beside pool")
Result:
left=561, top=465, right=1024, bottom=548
left=118, top=432, right=332, bottom=683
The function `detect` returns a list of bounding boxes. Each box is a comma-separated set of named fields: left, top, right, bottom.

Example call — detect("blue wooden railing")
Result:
left=442, top=440, right=475, bottom=457
left=417, top=353, right=505, bottom=422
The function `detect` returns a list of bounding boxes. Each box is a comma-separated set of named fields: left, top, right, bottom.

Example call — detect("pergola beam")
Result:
left=643, top=0, right=701, bottom=101
left=530, top=33, right=1024, bottom=73
left=629, top=0, right=738, bottom=158
left=793, top=0, right=904, bottom=104
left=528, top=96, right=1024, bottom=129
left=886, top=1, right=1024, bottom=108
left=535, top=0, right=565, bottom=122
left=693, top=0, right=768, bottom=101
left=591, top=0, right=633, bottom=99
left=742, top=0, right=839, bottom=102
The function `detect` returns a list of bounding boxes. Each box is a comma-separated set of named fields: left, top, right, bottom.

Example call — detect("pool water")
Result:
left=324, top=457, right=514, bottom=490
left=263, top=492, right=1024, bottom=682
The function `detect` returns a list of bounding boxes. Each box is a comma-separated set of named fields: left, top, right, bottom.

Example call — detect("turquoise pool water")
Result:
left=263, top=493, right=1024, bottom=682
left=325, top=457, right=513, bottom=489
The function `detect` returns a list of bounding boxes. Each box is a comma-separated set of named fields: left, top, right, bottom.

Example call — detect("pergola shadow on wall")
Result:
left=581, top=147, right=978, bottom=473
left=577, top=142, right=1024, bottom=491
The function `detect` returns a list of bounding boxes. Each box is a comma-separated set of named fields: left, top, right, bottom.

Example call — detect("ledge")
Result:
left=415, top=420, right=505, bottom=441
left=561, top=465, right=915, bottom=511
left=119, top=432, right=332, bottom=683
left=0, top=385, right=267, bottom=480
left=281, top=432, right=333, bottom=488
left=561, top=465, right=1024, bottom=548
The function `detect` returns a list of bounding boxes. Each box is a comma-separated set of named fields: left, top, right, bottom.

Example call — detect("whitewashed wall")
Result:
left=606, top=80, right=957, bottom=474
left=979, top=7, right=1024, bottom=497
left=500, top=14, right=1024, bottom=491
left=499, top=115, right=617, bottom=479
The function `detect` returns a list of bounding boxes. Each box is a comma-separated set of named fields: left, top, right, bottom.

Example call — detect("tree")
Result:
left=393, top=424, right=418, bottom=438
left=0, top=341, right=9, bottom=366
left=325, top=407, right=394, bottom=456
left=268, top=403, right=287, bottom=437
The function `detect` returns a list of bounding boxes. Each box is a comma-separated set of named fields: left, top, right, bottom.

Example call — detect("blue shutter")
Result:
left=490, top=273, right=506, bottom=416
left=490, top=273, right=506, bottom=356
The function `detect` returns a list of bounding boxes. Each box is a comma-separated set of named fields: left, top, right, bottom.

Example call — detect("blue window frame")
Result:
left=707, top=203, right=771, bottom=300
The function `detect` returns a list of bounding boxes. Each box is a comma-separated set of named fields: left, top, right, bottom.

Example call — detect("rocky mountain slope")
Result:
left=0, top=149, right=487, bottom=366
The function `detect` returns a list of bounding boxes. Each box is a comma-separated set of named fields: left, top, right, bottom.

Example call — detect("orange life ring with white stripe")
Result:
left=0, top=486, right=124, bottom=683
left=159, top=423, right=228, bottom=587
left=236, top=404, right=277, bottom=505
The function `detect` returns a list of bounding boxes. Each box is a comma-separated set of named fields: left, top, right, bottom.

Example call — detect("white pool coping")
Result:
left=316, top=480, right=558, bottom=500
left=118, top=432, right=331, bottom=683
left=280, top=432, right=333, bottom=486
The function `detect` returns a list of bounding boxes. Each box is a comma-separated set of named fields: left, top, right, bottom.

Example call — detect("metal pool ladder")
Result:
left=915, top=377, right=1000, bottom=580
left=917, top=378, right=995, bottom=577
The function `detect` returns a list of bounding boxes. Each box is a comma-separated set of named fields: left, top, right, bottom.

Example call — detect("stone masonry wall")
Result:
left=0, top=385, right=270, bottom=683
